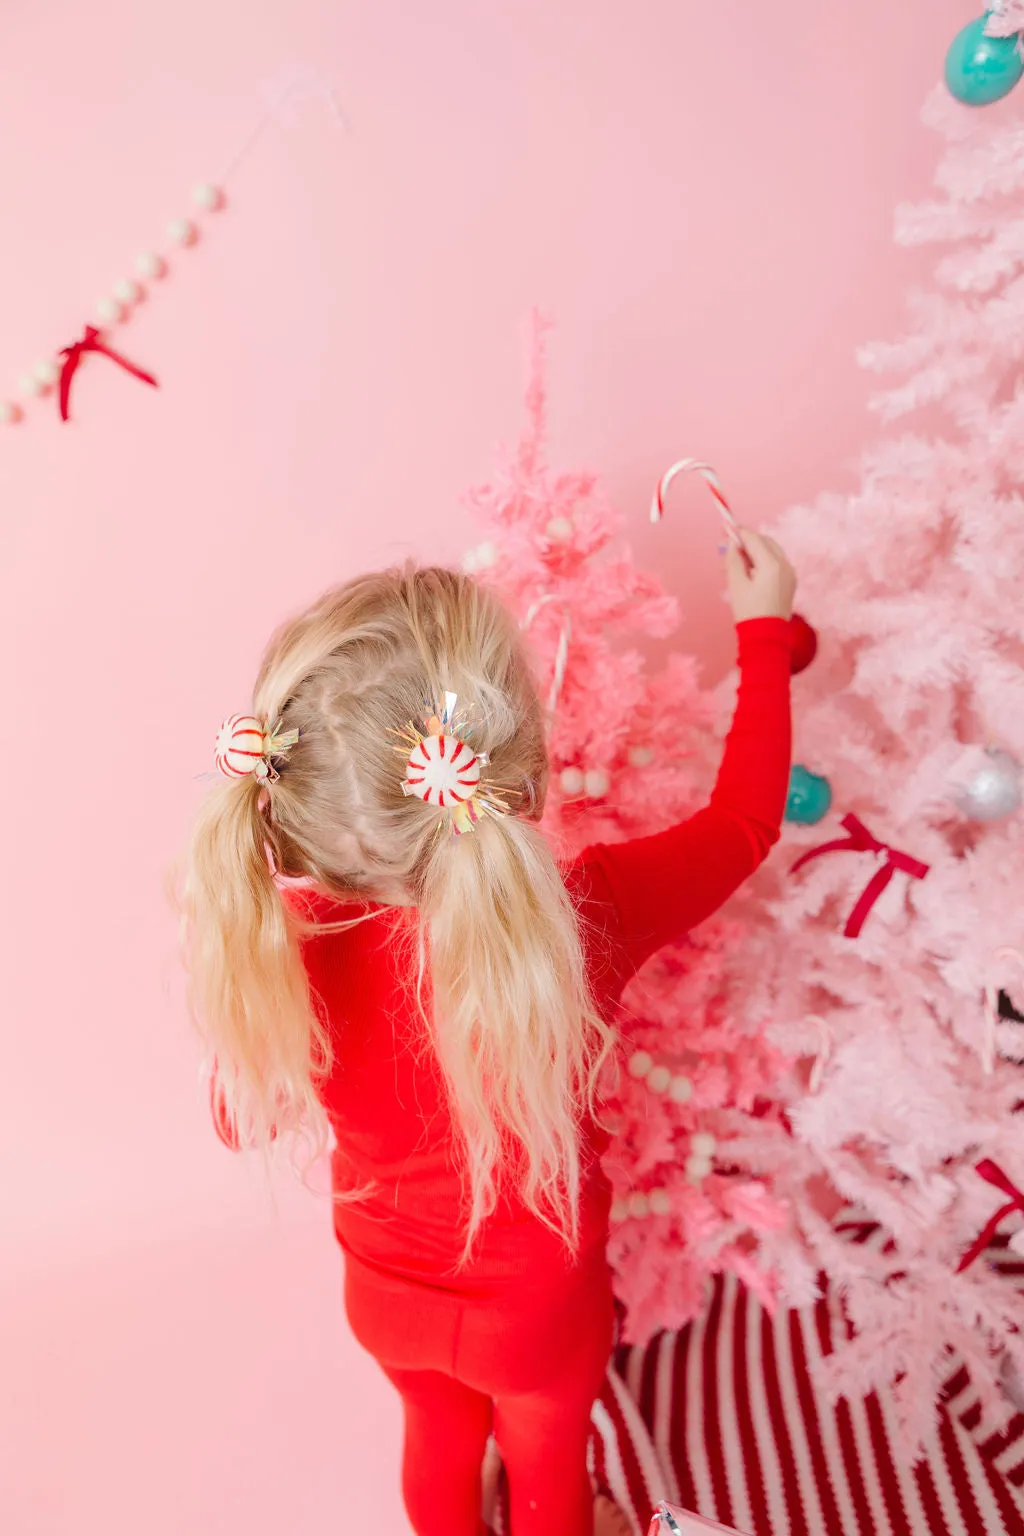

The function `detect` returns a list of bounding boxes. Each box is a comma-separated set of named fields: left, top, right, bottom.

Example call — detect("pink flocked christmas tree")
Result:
left=464, top=317, right=799, bottom=1339
left=704, top=88, right=1024, bottom=1454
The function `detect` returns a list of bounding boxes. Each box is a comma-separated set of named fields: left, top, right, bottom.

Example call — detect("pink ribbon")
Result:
left=791, top=812, right=930, bottom=938
left=957, top=1159, right=1024, bottom=1273
left=58, top=325, right=158, bottom=421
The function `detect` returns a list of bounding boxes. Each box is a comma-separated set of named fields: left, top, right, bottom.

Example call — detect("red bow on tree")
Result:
left=58, top=326, right=158, bottom=422
left=957, top=1159, right=1024, bottom=1272
left=791, top=812, right=930, bottom=938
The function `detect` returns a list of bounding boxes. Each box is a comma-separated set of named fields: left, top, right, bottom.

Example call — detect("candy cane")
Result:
left=522, top=595, right=573, bottom=714
left=806, top=1014, right=833, bottom=1094
left=981, top=946, right=1024, bottom=1074
left=651, top=458, right=754, bottom=573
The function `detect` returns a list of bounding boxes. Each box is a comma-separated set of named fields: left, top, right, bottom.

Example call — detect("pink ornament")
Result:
left=215, top=715, right=266, bottom=778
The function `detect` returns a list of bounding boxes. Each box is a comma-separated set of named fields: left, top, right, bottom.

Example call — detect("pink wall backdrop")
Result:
left=1, top=2, right=969, bottom=1532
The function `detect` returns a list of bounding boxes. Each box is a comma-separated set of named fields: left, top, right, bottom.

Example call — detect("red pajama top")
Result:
left=289, top=618, right=792, bottom=1294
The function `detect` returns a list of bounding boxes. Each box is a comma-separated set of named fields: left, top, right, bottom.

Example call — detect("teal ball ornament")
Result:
left=946, top=15, right=1024, bottom=106
left=786, top=764, right=833, bottom=826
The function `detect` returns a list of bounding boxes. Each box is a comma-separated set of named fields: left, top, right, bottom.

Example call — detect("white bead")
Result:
left=0, top=401, right=20, bottom=423
left=627, top=1191, right=650, bottom=1218
left=691, top=1132, right=717, bottom=1158
left=19, top=373, right=43, bottom=396
left=628, top=746, right=655, bottom=768
left=114, top=278, right=142, bottom=304
left=463, top=540, right=498, bottom=573
left=97, top=296, right=122, bottom=324
left=546, top=516, right=574, bottom=541
left=559, top=766, right=585, bottom=796
left=610, top=1197, right=628, bottom=1223
left=669, top=1075, right=694, bottom=1104
left=685, top=1154, right=713, bottom=1184
left=627, top=1050, right=653, bottom=1079
left=649, top=1189, right=672, bottom=1216
left=167, top=217, right=198, bottom=246
left=136, top=251, right=165, bottom=280
left=34, top=360, right=59, bottom=387
left=193, top=182, right=224, bottom=210
left=646, top=1064, right=672, bottom=1094
left=583, top=768, right=610, bottom=799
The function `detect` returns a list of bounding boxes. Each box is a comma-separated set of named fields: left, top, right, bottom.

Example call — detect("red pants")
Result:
left=344, top=1251, right=615, bottom=1536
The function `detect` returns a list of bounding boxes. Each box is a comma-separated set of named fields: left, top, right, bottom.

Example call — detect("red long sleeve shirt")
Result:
left=278, top=618, right=792, bottom=1291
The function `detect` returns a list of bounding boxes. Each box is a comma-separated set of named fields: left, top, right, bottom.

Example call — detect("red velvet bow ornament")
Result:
left=791, top=812, right=930, bottom=938
left=58, top=325, right=158, bottom=421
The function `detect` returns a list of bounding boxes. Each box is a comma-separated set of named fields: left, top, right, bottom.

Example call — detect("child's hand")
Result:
left=726, top=529, right=796, bottom=623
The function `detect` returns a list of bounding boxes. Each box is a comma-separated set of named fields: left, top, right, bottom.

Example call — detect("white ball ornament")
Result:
left=956, top=748, right=1023, bottom=822
left=583, top=768, right=610, bottom=799
left=610, top=1197, right=628, bottom=1224
left=691, top=1132, right=717, bottom=1159
left=114, top=278, right=142, bottom=304
left=546, top=516, right=574, bottom=541
left=193, top=182, right=224, bottom=210
left=627, top=1191, right=650, bottom=1219
left=627, top=1050, right=654, bottom=1079
left=649, top=1188, right=672, bottom=1216
left=168, top=217, right=198, bottom=246
left=33, top=360, right=59, bottom=388
left=97, top=297, right=123, bottom=325
left=463, top=540, right=498, bottom=573
left=669, top=1075, right=694, bottom=1104
left=559, top=766, right=585, bottom=796
left=19, top=373, right=43, bottom=396
left=628, top=746, right=655, bottom=768
left=136, top=251, right=165, bottom=280
left=646, top=1064, right=672, bottom=1095
left=685, top=1154, right=713, bottom=1184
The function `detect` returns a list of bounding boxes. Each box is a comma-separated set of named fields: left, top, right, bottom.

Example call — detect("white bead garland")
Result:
left=167, top=217, right=198, bottom=246
left=19, top=373, right=43, bottom=396
left=627, top=1191, right=650, bottom=1218
left=610, top=1197, right=629, bottom=1223
left=96, top=297, right=122, bottom=325
left=627, top=1050, right=653, bottom=1079
left=114, top=278, right=142, bottom=304
left=583, top=768, right=610, bottom=799
left=669, top=1074, right=694, bottom=1104
left=685, top=1153, right=713, bottom=1183
left=559, top=766, right=585, bottom=796
left=649, top=1188, right=672, bottom=1216
left=193, top=182, right=224, bottom=210
left=33, top=360, right=59, bottom=387
left=628, top=745, right=655, bottom=768
left=462, top=540, right=498, bottom=573
left=691, top=1131, right=717, bottom=1158
left=646, top=1064, right=672, bottom=1094
left=136, top=251, right=165, bottom=280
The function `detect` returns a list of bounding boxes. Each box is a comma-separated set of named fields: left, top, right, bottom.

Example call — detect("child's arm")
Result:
left=577, top=531, right=795, bottom=979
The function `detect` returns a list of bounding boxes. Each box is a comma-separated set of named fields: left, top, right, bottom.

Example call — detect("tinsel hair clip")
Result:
left=214, top=713, right=300, bottom=785
left=392, top=691, right=510, bottom=836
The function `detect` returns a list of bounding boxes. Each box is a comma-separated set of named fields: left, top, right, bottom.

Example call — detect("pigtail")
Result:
left=420, top=811, right=616, bottom=1257
left=176, top=775, right=330, bottom=1155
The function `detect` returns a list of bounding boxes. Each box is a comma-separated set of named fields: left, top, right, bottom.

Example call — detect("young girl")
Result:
left=179, top=530, right=795, bottom=1536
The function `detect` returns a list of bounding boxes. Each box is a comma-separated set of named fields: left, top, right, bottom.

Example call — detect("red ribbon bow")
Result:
left=58, top=325, right=158, bottom=421
left=957, top=1159, right=1024, bottom=1273
left=791, top=812, right=930, bottom=938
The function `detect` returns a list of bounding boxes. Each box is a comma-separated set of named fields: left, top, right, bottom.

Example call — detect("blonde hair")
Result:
left=176, top=566, right=615, bottom=1251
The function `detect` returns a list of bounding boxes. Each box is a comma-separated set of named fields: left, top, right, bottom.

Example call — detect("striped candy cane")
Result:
left=522, top=594, right=573, bottom=714
left=651, top=458, right=754, bottom=573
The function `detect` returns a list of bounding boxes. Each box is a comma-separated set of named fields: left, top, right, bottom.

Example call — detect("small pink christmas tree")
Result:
left=707, top=90, right=1024, bottom=1452
left=465, top=318, right=798, bottom=1337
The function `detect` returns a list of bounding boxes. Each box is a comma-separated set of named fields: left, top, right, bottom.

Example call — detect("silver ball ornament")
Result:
left=956, top=749, right=1023, bottom=822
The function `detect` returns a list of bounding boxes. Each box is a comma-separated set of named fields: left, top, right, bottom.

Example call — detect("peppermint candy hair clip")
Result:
left=392, top=691, right=509, bottom=836
left=214, top=714, right=300, bottom=785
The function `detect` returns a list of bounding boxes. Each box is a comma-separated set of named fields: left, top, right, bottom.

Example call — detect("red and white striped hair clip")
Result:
left=394, top=691, right=508, bottom=836
left=214, top=714, right=300, bottom=785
